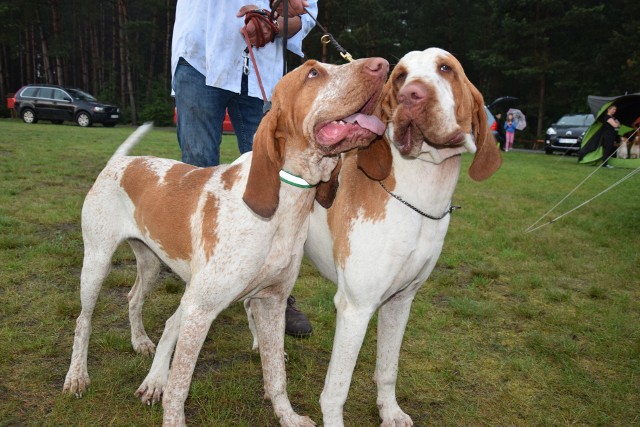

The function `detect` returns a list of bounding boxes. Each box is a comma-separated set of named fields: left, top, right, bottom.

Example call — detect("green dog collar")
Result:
left=279, top=170, right=317, bottom=188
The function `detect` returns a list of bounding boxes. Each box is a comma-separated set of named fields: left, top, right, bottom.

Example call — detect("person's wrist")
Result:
left=275, top=16, right=286, bottom=37
left=275, top=15, right=301, bottom=36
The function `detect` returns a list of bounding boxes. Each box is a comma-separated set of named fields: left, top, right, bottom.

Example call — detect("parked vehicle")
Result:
left=13, top=84, right=119, bottom=127
left=544, top=113, right=594, bottom=155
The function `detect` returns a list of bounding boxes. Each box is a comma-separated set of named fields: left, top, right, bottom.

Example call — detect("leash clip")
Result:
left=307, top=10, right=355, bottom=63
left=242, top=49, right=250, bottom=75
left=340, top=51, right=354, bottom=62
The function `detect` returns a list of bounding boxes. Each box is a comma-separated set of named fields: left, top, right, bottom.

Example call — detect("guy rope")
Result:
left=525, top=126, right=640, bottom=233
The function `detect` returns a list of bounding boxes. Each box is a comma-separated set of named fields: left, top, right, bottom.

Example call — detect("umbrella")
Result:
left=507, top=108, right=526, bottom=131
left=488, top=96, right=519, bottom=111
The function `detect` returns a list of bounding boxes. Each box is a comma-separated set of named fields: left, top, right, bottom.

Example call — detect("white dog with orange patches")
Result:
left=63, top=57, right=389, bottom=426
left=302, top=48, right=502, bottom=426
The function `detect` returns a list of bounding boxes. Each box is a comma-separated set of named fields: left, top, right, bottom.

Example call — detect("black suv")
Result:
left=544, top=113, right=594, bottom=155
left=13, top=84, right=119, bottom=127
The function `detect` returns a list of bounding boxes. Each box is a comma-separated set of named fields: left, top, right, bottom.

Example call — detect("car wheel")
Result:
left=545, top=147, right=554, bottom=155
left=103, top=122, right=116, bottom=128
left=51, top=120, right=63, bottom=125
left=76, top=112, right=92, bottom=127
left=21, top=108, right=38, bottom=124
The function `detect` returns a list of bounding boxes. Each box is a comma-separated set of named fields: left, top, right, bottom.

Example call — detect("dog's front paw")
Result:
left=135, top=376, right=165, bottom=405
left=279, top=413, right=316, bottom=427
left=132, top=336, right=156, bottom=356
left=379, top=403, right=413, bottom=427
left=63, top=370, right=90, bottom=398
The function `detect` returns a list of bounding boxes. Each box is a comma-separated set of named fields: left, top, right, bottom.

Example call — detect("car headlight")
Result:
left=546, top=127, right=556, bottom=136
left=93, top=106, right=105, bottom=112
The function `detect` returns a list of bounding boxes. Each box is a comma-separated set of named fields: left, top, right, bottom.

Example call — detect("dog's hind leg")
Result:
left=244, top=298, right=259, bottom=351
left=63, top=236, right=120, bottom=397
left=127, top=239, right=162, bottom=356
left=135, top=304, right=182, bottom=405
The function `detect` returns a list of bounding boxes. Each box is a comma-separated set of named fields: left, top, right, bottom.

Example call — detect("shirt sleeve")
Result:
left=286, top=0, right=318, bottom=57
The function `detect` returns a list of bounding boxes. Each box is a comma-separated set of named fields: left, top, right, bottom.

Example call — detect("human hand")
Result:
left=237, top=5, right=278, bottom=48
left=270, top=0, right=309, bottom=17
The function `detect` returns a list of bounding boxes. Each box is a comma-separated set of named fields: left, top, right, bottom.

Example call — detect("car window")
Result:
left=38, top=88, right=54, bottom=99
left=584, top=115, right=595, bottom=126
left=53, top=89, right=69, bottom=101
left=21, top=87, right=40, bottom=97
left=557, top=115, right=589, bottom=126
left=66, top=88, right=97, bottom=102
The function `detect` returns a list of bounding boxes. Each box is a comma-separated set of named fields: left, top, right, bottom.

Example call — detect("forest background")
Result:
left=0, top=0, right=638, bottom=138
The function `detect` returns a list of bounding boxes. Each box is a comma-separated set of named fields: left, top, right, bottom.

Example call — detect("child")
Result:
left=504, top=113, right=517, bottom=151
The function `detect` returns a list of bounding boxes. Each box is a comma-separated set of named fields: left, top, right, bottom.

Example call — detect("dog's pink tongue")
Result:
left=317, top=123, right=351, bottom=145
left=317, top=114, right=386, bottom=146
left=344, top=113, right=386, bottom=135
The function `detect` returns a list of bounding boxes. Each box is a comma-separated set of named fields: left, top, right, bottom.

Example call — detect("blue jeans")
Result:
left=173, top=58, right=264, bottom=167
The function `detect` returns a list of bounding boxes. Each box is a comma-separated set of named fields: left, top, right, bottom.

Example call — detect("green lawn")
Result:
left=0, top=119, right=638, bottom=426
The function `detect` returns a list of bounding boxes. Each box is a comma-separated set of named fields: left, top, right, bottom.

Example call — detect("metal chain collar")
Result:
left=379, top=180, right=460, bottom=220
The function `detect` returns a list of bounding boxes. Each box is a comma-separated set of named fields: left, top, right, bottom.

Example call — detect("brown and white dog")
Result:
left=629, top=134, right=640, bottom=159
left=62, top=57, right=388, bottom=426
left=301, top=48, right=502, bottom=426
left=618, top=137, right=629, bottom=159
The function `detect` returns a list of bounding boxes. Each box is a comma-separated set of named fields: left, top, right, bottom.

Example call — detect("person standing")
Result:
left=504, top=112, right=517, bottom=151
left=600, top=105, right=621, bottom=168
left=494, top=112, right=506, bottom=151
left=171, top=0, right=318, bottom=336
left=172, top=0, right=317, bottom=166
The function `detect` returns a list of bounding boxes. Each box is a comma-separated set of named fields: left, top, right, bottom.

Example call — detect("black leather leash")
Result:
left=302, top=7, right=353, bottom=62
left=269, top=0, right=289, bottom=74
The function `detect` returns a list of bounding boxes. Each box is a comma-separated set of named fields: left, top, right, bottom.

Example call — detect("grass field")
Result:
left=0, top=119, right=638, bottom=426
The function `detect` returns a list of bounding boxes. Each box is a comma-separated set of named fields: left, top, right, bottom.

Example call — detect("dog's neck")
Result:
left=388, top=140, right=462, bottom=217
left=282, top=152, right=339, bottom=187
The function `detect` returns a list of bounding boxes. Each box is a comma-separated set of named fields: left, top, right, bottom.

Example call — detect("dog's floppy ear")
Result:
left=357, top=78, right=394, bottom=181
left=243, top=107, right=284, bottom=218
left=378, top=73, right=398, bottom=122
left=466, top=80, right=502, bottom=181
left=315, top=157, right=342, bottom=209
left=356, top=136, right=392, bottom=180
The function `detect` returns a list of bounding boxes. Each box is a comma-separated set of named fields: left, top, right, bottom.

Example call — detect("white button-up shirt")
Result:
left=171, top=0, right=318, bottom=101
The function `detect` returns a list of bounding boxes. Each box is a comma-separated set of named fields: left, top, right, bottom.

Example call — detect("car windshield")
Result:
left=66, top=88, right=97, bottom=102
left=557, top=115, right=594, bottom=126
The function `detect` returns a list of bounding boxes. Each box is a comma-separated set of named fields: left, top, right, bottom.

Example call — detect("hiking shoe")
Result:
left=285, top=296, right=313, bottom=337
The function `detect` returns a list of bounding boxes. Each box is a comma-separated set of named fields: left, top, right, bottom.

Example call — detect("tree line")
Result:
left=0, top=0, right=638, bottom=137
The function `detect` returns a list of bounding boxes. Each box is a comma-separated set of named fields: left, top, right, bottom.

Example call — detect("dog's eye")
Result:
left=439, top=64, right=452, bottom=73
left=394, top=72, right=406, bottom=86
left=308, top=68, right=319, bottom=78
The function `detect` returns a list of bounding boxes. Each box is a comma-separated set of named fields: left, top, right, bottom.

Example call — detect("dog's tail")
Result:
left=109, top=122, right=154, bottom=161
